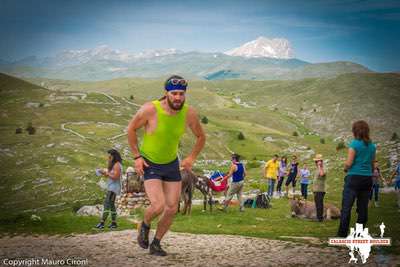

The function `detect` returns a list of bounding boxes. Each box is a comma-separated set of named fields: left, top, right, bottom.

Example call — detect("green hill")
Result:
left=0, top=72, right=337, bottom=213
left=1, top=72, right=399, bottom=217
left=28, top=72, right=400, bottom=142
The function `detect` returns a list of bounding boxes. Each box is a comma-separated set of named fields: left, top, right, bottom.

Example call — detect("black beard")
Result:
left=167, top=97, right=185, bottom=111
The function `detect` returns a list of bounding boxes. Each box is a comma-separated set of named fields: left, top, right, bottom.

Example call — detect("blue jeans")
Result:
left=337, top=175, right=372, bottom=237
left=300, top=183, right=308, bottom=199
left=267, top=178, right=276, bottom=197
left=369, top=183, right=379, bottom=202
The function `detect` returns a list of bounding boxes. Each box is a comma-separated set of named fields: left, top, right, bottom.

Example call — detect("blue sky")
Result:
left=1, top=0, right=399, bottom=71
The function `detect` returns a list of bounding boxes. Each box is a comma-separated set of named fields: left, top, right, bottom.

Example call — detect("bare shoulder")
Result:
left=137, top=102, right=156, bottom=117
left=186, top=105, right=198, bottom=118
left=142, top=101, right=157, bottom=113
left=186, top=106, right=201, bottom=127
left=113, top=162, right=122, bottom=171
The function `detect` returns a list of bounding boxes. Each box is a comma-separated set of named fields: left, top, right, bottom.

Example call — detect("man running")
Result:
left=127, top=75, right=206, bottom=256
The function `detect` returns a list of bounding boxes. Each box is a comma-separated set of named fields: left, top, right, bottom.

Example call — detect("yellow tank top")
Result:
left=140, top=100, right=188, bottom=164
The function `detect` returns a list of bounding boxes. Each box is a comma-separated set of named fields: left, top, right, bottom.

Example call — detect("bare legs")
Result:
left=143, top=179, right=181, bottom=240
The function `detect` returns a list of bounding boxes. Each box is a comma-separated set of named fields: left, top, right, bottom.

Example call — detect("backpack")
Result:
left=255, top=193, right=271, bottom=209
left=244, top=198, right=254, bottom=208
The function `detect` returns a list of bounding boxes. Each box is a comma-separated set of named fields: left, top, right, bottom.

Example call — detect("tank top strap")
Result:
left=152, top=100, right=162, bottom=113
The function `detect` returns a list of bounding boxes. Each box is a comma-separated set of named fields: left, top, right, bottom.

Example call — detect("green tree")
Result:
left=26, top=122, right=36, bottom=135
left=336, top=141, right=346, bottom=151
left=391, top=132, right=398, bottom=141
left=201, top=116, right=209, bottom=124
left=238, top=132, right=245, bottom=140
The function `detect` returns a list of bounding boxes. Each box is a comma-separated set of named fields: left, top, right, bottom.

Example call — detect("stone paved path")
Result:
left=0, top=230, right=398, bottom=267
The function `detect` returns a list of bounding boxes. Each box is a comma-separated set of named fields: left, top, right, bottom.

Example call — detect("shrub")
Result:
left=15, top=128, right=22, bottom=134
left=320, top=138, right=325, bottom=144
left=292, top=131, right=299, bottom=137
left=71, top=202, right=82, bottom=213
left=201, top=116, right=209, bottom=124
left=238, top=132, right=245, bottom=140
left=247, top=161, right=261, bottom=169
left=39, top=103, right=44, bottom=108
left=26, top=122, right=36, bottom=135
left=130, top=95, right=134, bottom=100
left=391, top=132, right=398, bottom=141
left=336, top=141, right=346, bottom=151
left=92, top=197, right=104, bottom=205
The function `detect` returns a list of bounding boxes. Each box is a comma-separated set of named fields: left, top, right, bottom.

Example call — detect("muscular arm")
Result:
left=127, top=103, right=154, bottom=175
left=181, top=107, right=206, bottom=170
left=127, top=103, right=154, bottom=157
left=223, top=164, right=237, bottom=181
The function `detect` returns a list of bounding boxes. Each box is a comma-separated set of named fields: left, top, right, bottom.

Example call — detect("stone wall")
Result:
left=116, top=192, right=149, bottom=216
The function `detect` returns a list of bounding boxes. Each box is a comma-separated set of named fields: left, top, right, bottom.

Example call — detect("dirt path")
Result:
left=0, top=230, right=398, bottom=267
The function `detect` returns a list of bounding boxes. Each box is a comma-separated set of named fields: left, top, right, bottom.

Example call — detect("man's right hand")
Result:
left=135, top=157, right=149, bottom=177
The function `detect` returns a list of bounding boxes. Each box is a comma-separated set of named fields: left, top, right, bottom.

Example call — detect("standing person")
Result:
left=285, top=155, right=299, bottom=196
left=264, top=154, right=280, bottom=198
left=276, top=156, right=288, bottom=197
left=312, top=154, right=327, bottom=222
left=95, top=149, right=123, bottom=229
left=390, top=160, right=400, bottom=210
left=127, top=75, right=206, bottom=256
left=369, top=160, right=387, bottom=207
left=337, top=120, right=376, bottom=237
left=220, top=154, right=246, bottom=212
left=299, top=163, right=311, bottom=199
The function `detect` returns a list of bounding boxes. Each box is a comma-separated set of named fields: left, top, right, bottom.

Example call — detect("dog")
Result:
left=289, top=196, right=340, bottom=220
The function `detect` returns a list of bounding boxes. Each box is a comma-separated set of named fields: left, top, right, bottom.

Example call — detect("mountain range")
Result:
left=0, top=37, right=372, bottom=81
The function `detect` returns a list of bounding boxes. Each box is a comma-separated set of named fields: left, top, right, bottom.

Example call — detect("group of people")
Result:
left=219, top=152, right=327, bottom=222
left=92, top=75, right=400, bottom=256
left=263, top=153, right=326, bottom=202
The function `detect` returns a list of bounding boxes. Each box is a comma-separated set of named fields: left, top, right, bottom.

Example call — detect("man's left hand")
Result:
left=181, top=156, right=195, bottom=170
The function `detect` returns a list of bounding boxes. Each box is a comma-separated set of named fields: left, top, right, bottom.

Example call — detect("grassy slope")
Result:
left=28, top=73, right=400, bottom=141
left=1, top=73, right=399, bottom=252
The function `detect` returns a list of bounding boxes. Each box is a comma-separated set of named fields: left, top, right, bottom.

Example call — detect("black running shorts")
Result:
left=143, top=157, right=182, bottom=182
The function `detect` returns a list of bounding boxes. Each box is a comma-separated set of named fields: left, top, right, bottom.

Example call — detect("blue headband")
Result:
left=165, top=83, right=187, bottom=91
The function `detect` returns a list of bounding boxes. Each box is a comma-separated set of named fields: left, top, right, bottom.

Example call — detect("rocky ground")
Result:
left=0, top=230, right=398, bottom=267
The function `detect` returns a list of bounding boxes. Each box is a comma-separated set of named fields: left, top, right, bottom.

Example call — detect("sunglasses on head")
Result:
left=168, top=78, right=187, bottom=86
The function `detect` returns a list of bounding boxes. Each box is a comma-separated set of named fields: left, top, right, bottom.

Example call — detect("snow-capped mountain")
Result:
left=1, top=41, right=371, bottom=81
left=225, top=37, right=294, bottom=59
left=135, top=48, right=182, bottom=58
left=52, top=45, right=131, bottom=65
left=41, top=45, right=182, bottom=67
